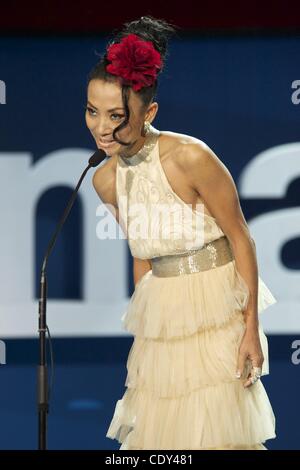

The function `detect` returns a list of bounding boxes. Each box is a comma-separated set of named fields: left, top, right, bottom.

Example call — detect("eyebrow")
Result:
left=87, top=101, right=125, bottom=112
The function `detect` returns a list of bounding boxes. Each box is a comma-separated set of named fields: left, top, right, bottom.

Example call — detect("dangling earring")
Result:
left=143, top=120, right=151, bottom=136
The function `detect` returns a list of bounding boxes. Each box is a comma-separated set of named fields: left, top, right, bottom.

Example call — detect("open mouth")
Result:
left=98, top=139, right=115, bottom=147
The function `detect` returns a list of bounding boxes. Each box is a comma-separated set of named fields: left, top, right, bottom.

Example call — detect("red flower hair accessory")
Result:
left=105, top=33, right=163, bottom=91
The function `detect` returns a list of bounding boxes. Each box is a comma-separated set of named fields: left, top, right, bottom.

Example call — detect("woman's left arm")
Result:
left=183, top=141, right=263, bottom=387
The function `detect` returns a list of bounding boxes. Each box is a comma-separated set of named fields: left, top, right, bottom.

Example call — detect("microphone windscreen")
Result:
left=89, top=149, right=107, bottom=167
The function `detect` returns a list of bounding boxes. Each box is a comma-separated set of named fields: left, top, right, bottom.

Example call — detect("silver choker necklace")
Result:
left=118, top=124, right=160, bottom=166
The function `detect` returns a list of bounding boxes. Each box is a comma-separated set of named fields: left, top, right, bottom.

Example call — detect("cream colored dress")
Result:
left=106, top=124, right=277, bottom=450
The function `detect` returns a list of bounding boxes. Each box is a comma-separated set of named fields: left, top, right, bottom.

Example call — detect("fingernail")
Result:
left=235, top=371, right=241, bottom=378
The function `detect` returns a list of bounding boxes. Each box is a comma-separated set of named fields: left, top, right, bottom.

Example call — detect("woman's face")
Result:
left=85, top=78, right=158, bottom=158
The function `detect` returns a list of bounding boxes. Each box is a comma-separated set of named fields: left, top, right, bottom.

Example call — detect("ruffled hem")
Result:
left=106, top=379, right=276, bottom=450
left=120, top=443, right=267, bottom=450
left=121, top=259, right=277, bottom=340
left=125, top=311, right=270, bottom=398
left=106, top=258, right=277, bottom=450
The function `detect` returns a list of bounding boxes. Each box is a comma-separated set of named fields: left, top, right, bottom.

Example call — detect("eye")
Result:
left=111, top=113, right=124, bottom=120
left=85, top=105, right=97, bottom=116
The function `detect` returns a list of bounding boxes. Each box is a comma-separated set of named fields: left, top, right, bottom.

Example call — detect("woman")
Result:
left=86, top=16, right=277, bottom=450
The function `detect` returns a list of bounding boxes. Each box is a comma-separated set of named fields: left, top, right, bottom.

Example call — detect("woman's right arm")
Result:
left=93, top=164, right=152, bottom=287
left=133, top=257, right=152, bottom=287
left=92, top=163, right=118, bottom=216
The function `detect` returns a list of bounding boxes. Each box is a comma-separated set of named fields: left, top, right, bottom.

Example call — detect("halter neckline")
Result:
left=118, top=124, right=160, bottom=167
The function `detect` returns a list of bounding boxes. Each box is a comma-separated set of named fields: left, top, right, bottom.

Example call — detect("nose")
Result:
left=94, top=118, right=113, bottom=137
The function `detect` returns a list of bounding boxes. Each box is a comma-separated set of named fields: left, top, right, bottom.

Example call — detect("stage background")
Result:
left=0, top=10, right=299, bottom=449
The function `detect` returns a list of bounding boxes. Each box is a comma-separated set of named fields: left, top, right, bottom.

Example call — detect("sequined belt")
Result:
left=151, top=236, right=234, bottom=277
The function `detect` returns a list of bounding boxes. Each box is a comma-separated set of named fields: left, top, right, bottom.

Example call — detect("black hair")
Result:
left=87, top=15, right=179, bottom=146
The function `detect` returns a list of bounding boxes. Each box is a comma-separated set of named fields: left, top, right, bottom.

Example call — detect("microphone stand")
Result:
left=37, top=150, right=106, bottom=450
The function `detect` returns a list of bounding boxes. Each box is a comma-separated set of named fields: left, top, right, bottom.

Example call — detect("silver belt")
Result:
left=151, top=236, right=234, bottom=277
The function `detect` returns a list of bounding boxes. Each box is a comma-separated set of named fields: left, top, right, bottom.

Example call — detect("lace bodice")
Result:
left=116, top=124, right=225, bottom=260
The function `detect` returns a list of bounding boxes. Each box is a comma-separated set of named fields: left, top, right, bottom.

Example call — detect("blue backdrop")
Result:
left=0, top=34, right=299, bottom=449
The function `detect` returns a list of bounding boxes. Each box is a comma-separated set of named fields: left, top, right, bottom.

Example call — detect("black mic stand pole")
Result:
left=37, top=150, right=105, bottom=450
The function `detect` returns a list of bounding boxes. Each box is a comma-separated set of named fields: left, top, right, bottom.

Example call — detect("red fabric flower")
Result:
left=105, top=33, right=162, bottom=91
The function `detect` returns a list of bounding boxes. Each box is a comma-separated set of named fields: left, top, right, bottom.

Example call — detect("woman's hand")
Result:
left=236, top=327, right=264, bottom=388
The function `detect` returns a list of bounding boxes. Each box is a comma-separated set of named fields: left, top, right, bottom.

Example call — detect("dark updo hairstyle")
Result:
left=87, top=15, right=178, bottom=146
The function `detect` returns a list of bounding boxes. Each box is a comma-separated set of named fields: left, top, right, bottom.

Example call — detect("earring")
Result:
left=143, top=121, right=151, bottom=135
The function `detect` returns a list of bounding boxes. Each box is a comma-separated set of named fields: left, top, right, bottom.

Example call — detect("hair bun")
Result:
left=110, top=15, right=179, bottom=68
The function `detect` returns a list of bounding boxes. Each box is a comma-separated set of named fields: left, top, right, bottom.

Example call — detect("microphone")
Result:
left=89, top=149, right=107, bottom=167
left=37, top=148, right=106, bottom=450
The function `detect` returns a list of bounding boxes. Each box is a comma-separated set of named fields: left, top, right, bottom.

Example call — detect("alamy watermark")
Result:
left=0, top=80, right=6, bottom=104
left=95, top=198, right=206, bottom=248
left=291, top=80, right=300, bottom=105
left=0, top=340, right=6, bottom=365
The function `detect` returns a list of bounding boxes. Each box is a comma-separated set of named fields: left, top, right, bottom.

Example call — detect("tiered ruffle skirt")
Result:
left=106, top=259, right=277, bottom=450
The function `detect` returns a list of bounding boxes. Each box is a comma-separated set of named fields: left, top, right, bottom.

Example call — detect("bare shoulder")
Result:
left=159, top=130, right=210, bottom=167
left=159, top=130, right=229, bottom=182
left=92, top=155, right=118, bottom=208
